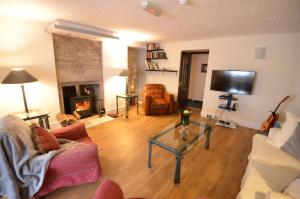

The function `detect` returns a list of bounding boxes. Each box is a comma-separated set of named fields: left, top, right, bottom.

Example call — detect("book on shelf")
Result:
left=146, top=43, right=159, bottom=51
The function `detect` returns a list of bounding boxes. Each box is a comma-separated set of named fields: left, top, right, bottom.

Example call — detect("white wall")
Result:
left=0, top=16, right=60, bottom=124
left=149, top=33, right=300, bottom=129
left=188, top=54, right=208, bottom=101
left=102, top=40, right=128, bottom=112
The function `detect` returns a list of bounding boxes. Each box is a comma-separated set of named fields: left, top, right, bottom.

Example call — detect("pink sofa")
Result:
left=35, top=123, right=101, bottom=197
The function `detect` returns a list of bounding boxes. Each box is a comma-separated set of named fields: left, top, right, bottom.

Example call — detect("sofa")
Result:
left=142, top=84, right=177, bottom=116
left=0, top=114, right=101, bottom=199
left=237, top=130, right=300, bottom=199
left=35, top=122, right=101, bottom=197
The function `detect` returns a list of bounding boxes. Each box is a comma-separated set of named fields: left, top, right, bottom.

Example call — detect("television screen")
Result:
left=210, top=70, right=256, bottom=95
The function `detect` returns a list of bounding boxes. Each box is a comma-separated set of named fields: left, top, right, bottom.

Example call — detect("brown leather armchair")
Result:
left=142, top=84, right=177, bottom=116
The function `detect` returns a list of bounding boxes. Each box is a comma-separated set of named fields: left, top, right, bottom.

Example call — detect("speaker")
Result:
left=254, top=47, right=267, bottom=59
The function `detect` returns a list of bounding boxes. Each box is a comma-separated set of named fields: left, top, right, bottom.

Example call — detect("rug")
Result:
left=81, top=115, right=115, bottom=129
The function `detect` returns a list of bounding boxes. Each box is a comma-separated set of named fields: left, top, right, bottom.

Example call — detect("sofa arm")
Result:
left=51, top=122, right=89, bottom=140
left=266, top=191, right=295, bottom=199
left=144, top=95, right=152, bottom=116
left=164, top=92, right=174, bottom=113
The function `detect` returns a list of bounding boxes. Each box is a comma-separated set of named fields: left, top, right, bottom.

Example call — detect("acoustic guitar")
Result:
left=260, top=95, right=290, bottom=132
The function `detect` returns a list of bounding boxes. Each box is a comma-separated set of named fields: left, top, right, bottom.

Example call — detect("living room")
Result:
left=0, top=1, right=300, bottom=199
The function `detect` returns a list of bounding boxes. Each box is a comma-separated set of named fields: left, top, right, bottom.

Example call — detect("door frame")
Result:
left=177, top=50, right=210, bottom=110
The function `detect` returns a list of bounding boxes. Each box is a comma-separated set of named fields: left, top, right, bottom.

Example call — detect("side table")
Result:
left=15, top=112, right=51, bottom=129
left=116, top=94, right=139, bottom=118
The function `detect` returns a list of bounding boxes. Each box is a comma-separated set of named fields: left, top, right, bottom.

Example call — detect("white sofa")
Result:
left=237, top=132, right=300, bottom=199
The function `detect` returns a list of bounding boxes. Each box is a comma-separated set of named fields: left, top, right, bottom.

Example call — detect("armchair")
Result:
left=142, top=84, right=177, bottom=116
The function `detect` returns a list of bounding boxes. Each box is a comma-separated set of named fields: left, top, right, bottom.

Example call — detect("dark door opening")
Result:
left=177, top=50, right=209, bottom=110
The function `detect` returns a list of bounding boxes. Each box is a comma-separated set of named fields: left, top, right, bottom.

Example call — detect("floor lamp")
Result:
left=1, top=68, right=38, bottom=115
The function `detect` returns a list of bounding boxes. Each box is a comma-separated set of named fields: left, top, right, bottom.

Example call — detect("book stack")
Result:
left=146, top=43, right=159, bottom=50
left=146, top=51, right=167, bottom=59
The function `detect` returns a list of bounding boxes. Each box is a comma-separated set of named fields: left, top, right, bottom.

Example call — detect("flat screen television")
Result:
left=210, top=70, right=256, bottom=95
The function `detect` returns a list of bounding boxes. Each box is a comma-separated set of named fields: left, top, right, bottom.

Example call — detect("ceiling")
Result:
left=0, top=0, right=300, bottom=42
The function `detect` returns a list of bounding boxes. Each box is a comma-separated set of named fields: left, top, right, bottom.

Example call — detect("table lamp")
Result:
left=118, top=69, right=130, bottom=94
left=1, top=68, right=38, bottom=115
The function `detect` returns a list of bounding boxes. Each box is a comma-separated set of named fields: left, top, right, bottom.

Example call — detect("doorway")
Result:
left=177, top=50, right=209, bottom=110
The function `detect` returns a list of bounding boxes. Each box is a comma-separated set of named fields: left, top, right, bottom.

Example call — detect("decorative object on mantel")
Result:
left=1, top=68, right=38, bottom=116
left=118, top=69, right=130, bottom=94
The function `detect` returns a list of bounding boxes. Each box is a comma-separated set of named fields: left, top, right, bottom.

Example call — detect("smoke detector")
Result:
left=178, top=0, right=188, bottom=5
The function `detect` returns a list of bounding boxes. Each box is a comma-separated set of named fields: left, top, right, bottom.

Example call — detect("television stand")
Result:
left=218, top=94, right=237, bottom=111
left=215, top=93, right=238, bottom=129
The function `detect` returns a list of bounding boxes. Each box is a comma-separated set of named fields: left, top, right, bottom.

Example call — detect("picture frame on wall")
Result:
left=201, top=64, right=207, bottom=73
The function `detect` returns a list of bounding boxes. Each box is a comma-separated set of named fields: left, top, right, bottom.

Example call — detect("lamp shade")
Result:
left=118, top=69, right=130, bottom=77
left=1, top=68, right=38, bottom=84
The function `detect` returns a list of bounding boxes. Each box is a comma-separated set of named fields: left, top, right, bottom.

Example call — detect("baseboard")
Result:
left=106, top=105, right=126, bottom=113
left=201, top=111, right=260, bottom=130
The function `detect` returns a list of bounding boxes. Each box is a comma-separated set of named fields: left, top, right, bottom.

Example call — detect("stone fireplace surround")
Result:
left=52, top=34, right=104, bottom=115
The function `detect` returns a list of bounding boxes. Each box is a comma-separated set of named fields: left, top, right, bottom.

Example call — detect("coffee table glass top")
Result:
left=150, top=120, right=212, bottom=154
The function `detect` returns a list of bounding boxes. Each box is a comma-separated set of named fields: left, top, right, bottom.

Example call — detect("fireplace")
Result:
left=61, top=83, right=99, bottom=118
left=70, top=96, right=93, bottom=118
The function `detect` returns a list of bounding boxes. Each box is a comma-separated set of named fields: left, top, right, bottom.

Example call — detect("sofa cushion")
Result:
left=284, top=176, right=300, bottom=199
left=31, top=125, right=60, bottom=153
left=246, top=160, right=299, bottom=191
left=267, top=112, right=300, bottom=148
left=281, top=123, right=300, bottom=161
left=52, top=122, right=88, bottom=140
left=249, top=135, right=300, bottom=170
left=151, top=99, right=169, bottom=109
left=35, top=143, right=101, bottom=197
left=266, top=191, right=295, bottom=199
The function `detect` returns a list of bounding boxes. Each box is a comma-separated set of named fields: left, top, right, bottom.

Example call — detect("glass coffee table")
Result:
left=148, top=120, right=213, bottom=183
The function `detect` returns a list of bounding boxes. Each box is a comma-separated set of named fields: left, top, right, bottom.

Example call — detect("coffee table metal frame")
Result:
left=147, top=120, right=212, bottom=183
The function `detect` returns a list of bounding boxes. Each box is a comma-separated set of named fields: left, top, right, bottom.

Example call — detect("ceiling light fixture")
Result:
left=46, top=19, right=119, bottom=40
left=142, top=1, right=162, bottom=17
left=178, top=0, right=188, bottom=5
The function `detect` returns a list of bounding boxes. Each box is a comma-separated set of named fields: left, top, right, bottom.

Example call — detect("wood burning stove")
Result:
left=62, top=84, right=98, bottom=118
left=70, top=96, right=94, bottom=118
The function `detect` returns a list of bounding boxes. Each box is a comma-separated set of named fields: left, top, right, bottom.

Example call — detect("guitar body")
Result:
left=260, top=113, right=279, bottom=132
left=260, top=95, right=290, bottom=132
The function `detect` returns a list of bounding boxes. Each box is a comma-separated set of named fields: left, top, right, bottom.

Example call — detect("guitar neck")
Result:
left=271, top=96, right=290, bottom=114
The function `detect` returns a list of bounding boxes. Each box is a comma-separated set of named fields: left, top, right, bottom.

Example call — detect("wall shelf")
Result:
left=146, top=58, right=168, bottom=60
left=146, top=69, right=178, bottom=75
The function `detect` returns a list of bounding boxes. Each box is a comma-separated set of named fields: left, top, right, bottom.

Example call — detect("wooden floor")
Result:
left=44, top=107, right=255, bottom=199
